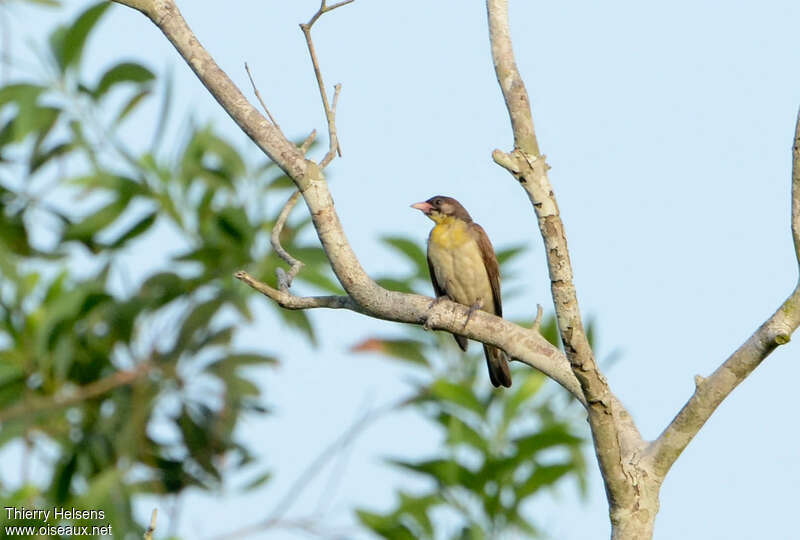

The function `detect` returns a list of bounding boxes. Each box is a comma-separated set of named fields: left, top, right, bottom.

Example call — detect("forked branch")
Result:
left=300, top=0, right=351, bottom=167
left=645, top=109, right=800, bottom=479
left=486, top=0, right=641, bottom=512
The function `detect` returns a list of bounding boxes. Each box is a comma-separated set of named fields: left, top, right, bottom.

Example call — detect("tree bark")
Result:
left=109, top=1, right=800, bottom=538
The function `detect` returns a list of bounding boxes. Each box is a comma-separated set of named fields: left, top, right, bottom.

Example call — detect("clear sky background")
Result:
left=6, top=1, right=800, bottom=538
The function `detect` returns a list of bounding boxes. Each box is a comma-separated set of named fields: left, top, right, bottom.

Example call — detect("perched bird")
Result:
left=411, top=196, right=512, bottom=387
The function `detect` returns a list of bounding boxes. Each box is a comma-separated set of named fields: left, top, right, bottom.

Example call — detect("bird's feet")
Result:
left=462, top=300, right=483, bottom=330
left=423, top=296, right=447, bottom=331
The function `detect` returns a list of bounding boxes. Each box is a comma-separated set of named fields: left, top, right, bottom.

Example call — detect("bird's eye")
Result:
left=434, top=198, right=442, bottom=206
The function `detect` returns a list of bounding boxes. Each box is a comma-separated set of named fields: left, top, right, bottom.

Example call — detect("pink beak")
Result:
left=411, top=201, right=433, bottom=214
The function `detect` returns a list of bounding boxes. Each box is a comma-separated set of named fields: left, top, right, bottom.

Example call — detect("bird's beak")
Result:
left=411, top=201, right=433, bottom=215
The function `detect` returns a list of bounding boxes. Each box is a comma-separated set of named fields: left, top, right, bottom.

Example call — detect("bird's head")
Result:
left=411, top=196, right=472, bottom=224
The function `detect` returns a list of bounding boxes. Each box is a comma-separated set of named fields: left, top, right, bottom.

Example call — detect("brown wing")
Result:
left=427, top=235, right=469, bottom=351
left=426, top=250, right=447, bottom=300
left=468, top=223, right=502, bottom=316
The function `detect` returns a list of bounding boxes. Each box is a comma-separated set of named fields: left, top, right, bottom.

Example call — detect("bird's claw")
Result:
left=462, top=300, right=483, bottom=330
left=423, top=296, right=446, bottom=330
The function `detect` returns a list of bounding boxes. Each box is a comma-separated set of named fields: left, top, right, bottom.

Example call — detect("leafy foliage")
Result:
left=0, top=2, right=333, bottom=537
left=0, top=2, right=593, bottom=539
left=354, top=326, right=588, bottom=539
left=353, top=238, right=588, bottom=539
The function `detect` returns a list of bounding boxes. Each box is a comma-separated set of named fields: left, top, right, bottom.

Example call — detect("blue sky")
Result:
left=6, top=1, right=800, bottom=538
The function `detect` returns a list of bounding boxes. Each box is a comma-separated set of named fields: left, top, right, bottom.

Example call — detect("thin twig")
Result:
left=211, top=395, right=406, bottom=540
left=244, top=62, right=279, bottom=127
left=271, top=191, right=304, bottom=290
left=143, top=509, right=158, bottom=540
left=644, top=107, right=800, bottom=479
left=0, top=363, right=151, bottom=423
left=300, top=0, right=354, bottom=167
left=234, top=271, right=361, bottom=312
left=300, top=129, right=317, bottom=154
left=267, top=130, right=318, bottom=288
left=531, top=304, right=544, bottom=333
left=791, top=106, right=800, bottom=264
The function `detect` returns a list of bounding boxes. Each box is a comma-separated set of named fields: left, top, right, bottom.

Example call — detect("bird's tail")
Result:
left=483, top=345, right=512, bottom=388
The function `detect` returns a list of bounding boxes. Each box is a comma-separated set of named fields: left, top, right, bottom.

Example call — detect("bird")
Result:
left=411, top=195, right=512, bottom=387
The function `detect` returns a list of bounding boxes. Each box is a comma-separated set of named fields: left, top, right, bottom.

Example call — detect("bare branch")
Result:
left=531, top=304, right=544, bottom=333
left=0, top=363, right=151, bottom=423
left=792, top=106, right=800, bottom=263
left=266, top=131, right=319, bottom=289
left=109, top=0, right=307, bottom=183
left=114, top=0, right=586, bottom=418
left=305, top=0, right=356, bottom=31
left=244, top=62, right=279, bottom=127
left=645, top=110, right=800, bottom=480
left=486, top=0, right=641, bottom=514
left=300, top=129, right=317, bottom=154
left=235, top=269, right=585, bottom=402
left=300, top=1, right=352, bottom=167
left=143, top=509, right=158, bottom=540
left=271, top=191, right=304, bottom=290
left=235, top=271, right=360, bottom=312
left=212, top=395, right=406, bottom=540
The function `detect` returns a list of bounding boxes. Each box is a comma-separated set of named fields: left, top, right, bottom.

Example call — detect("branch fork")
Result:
left=110, top=1, right=800, bottom=538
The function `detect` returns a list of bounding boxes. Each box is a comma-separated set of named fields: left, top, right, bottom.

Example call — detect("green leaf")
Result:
left=296, top=268, right=345, bottom=295
left=172, top=297, right=225, bottom=354
left=496, top=243, right=527, bottom=266
left=538, top=314, right=560, bottom=348
left=502, top=373, right=545, bottom=426
left=21, top=0, right=61, bottom=6
left=48, top=24, right=68, bottom=69
left=276, top=308, right=316, bottom=346
left=216, top=206, right=251, bottom=244
left=350, top=337, right=429, bottom=366
left=68, top=172, right=146, bottom=198
left=375, top=277, right=416, bottom=294
left=356, top=510, right=417, bottom=540
left=94, top=62, right=155, bottom=98
left=396, top=492, right=440, bottom=537
left=0, top=83, right=44, bottom=108
left=61, top=198, right=130, bottom=245
left=105, top=211, right=157, bottom=249
left=265, top=175, right=295, bottom=191
left=241, top=471, right=272, bottom=491
left=138, top=272, right=186, bottom=307
left=115, top=88, right=151, bottom=124
left=437, top=412, right=487, bottom=452
left=515, top=462, right=574, bottom=499
left=92, top=62, right=156, bottom=99
left=151, top=71, right=173, bottom=152
left=513, top=425, right=583, bottom=457
left=60, top=2, right=111, bottom=71
left=429, top=379, right=485, bottom=418
left=382, top=235, right=428, bottom=277
left=207, top=353, right=278, bottom=378
left=180, top=127, right=246, bottom=186
left=30, top=141, right=75, bottom=174
left=389, top=458, right=481, bottom=490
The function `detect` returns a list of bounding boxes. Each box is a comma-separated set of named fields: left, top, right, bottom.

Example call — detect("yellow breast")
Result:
left=428, top=217, right=494, bottom=309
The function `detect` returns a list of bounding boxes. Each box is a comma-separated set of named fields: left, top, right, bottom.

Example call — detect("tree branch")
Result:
left=300, top=0, right=351, bottom=167
left=109, top=0, right=308, bottom=183
left=485, top=0, right=641, bottom=513
left=244, top=62, right=279, bottom=127
left=110, top=0, right=586, bottom=412
left=0, top=363, right=151, bottom=423
left=645, top=108, right=800, bottom=479
left=271, top=190, right=305, bottom=290
left=143, top=509, right=158, bottom=540
left=270, top=131, right=318, bottom=290
left=234, top=270, right=361, bottom=312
